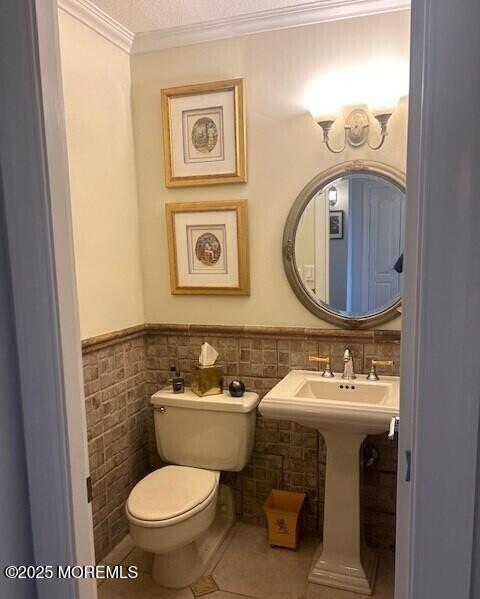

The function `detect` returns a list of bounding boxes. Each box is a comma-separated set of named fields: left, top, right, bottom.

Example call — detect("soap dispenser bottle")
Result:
left=170, top=365, right=184, bottom=394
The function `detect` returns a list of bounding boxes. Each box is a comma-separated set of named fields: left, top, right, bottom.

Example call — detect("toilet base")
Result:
left=151, top=484, right=235, bottom=588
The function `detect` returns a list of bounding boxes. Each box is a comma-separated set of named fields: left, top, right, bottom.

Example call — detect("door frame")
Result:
left=0, top=1, right=96, bottom=598
left=314, top=191, right=329, bottom=303
left=395, top=1, right=480, bottom=598
left=2, top=1, right=480, bottom=599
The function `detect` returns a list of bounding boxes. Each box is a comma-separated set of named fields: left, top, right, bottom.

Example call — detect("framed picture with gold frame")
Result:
left=166, top=200, right=250, bottom=295
left=161, top=79, right=247, bottom=188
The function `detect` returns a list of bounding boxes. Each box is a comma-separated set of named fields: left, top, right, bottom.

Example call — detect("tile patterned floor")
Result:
left=191, top=575, right=219, bottom=597
left=98, top=524, right=394, bottom=599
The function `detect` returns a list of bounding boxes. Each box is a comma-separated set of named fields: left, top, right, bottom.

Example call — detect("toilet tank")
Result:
left=151, top=388, right=260, bottom=472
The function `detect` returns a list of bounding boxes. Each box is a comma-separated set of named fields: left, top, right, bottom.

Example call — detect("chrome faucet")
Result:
left=342, top=347, right=356, bottom=380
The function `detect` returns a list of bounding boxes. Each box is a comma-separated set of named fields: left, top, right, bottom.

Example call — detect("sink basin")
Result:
left=261, top=369, right=399, bottom=434
left=259, top=369, right=400, bottom=595
left=297, top=379, right=390, bottom=403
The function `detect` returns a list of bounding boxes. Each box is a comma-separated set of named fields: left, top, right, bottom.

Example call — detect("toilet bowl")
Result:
left=126, top=465, right=220, bottom=554
left=126, top=388, right=260, bottom=588
left=125, top=466, right=228, bottom=588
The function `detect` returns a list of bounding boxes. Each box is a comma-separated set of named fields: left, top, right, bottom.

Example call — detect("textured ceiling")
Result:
left=90, top=0, right=313, bottom=33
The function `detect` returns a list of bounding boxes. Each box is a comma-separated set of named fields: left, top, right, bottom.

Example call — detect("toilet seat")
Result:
left=126, top=466, right=219, bottom=528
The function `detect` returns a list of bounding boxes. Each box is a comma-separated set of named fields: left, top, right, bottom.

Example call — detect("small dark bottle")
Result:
left=170, top=365, right=184, bottom=393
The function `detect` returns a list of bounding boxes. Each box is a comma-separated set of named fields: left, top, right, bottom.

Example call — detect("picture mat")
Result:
left=174, top=210, right=239, bottom=287
left=170, top=90, right=236, bottom=177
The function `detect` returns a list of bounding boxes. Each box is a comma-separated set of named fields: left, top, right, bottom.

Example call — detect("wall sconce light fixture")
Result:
left=328, top=187, right=338, bottom=207
left=304, top=61, right=408, bottom=154
left=316, top=108, right=392, bottom=154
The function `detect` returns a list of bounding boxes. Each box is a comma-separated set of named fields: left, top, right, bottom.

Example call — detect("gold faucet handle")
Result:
left=308, top=356, right=334, bottom=378
left=367, top=359, right=394, bottom=381
left=309, top=356, right=330, bottom=364
left=371, top=359, right=394, bottom=367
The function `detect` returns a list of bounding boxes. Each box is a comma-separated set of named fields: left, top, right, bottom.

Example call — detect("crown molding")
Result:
left=58, top=0, right=134, bottom=53
left=132, top=0, right=410, bottom=54
left=57, top=0, right=410, bottom=55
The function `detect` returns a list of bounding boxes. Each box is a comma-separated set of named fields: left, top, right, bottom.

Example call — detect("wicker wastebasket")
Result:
left=264, top=489, right=306, bottom=549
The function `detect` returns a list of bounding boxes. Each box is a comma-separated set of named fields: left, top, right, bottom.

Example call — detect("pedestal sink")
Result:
left=259, top=370, right=399, bottom=595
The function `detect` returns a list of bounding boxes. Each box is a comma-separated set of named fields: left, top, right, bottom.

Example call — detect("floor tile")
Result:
left=204, top=522, right=240, bottom=576
left=213, top=523, right=317, bottom=599
left=191, top=574, right=219, bottom=596
left=98, top=571, right=194, bottom=598
left=99, top=523, right=393, bottom=599
left=103, top=534, right=135, bottom=565
left=208, top=593, right=256, bottom=599
left=122, top=546, right=154, bottom=573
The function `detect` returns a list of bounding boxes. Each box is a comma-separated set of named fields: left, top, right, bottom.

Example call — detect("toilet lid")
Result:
left=126, top=466, right=218, bottom=522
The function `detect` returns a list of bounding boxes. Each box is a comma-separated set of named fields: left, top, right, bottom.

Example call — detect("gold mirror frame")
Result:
left=283, top=160, right=405, bottom=329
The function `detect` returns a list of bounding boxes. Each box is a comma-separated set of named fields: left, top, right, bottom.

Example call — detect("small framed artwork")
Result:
left=161, top=79, right=247, bottom=188
left=329, top=210, right=344, bottom=240
left=166, top=200, right=249, bottom=295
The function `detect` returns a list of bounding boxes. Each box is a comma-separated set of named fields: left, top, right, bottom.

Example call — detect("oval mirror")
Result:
left=283, top=161, right=405, bottom=328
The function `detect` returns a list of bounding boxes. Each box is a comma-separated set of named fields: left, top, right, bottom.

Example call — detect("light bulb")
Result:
left=304, top=60, right=409, bottom=123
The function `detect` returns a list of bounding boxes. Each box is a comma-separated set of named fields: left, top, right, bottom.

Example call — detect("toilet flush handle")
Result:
left=154, top=406, right=166, bottom=414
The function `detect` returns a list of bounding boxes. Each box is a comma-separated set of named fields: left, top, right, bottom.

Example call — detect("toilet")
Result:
left=126, top=387, right=260, bottom=588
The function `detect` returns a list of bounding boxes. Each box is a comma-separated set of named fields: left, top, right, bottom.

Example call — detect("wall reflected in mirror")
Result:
left=295, top=173, right=405, bottom=318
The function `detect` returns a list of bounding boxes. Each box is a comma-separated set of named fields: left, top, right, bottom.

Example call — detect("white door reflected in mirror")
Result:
left=295, top=173, right=405, bottom=318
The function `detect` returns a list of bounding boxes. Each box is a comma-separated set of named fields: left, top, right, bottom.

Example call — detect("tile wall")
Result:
left=83, top=324, right=400, bottom=560
left=83, top=331, right=149, bottom=560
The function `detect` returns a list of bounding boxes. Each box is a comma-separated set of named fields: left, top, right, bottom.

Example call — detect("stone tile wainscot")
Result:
left=83, top=324, right=400, bottom=560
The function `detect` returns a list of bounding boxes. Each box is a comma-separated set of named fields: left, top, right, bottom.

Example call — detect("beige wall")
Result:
left=59, top=11, right=144, bottom=339
left=60, top=10, right=410, bottom=337
left=131, top=11, right=409, bottom=329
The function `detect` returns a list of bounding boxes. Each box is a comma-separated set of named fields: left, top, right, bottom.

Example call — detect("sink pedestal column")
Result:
left=309, top=430, right=378, bottom=595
